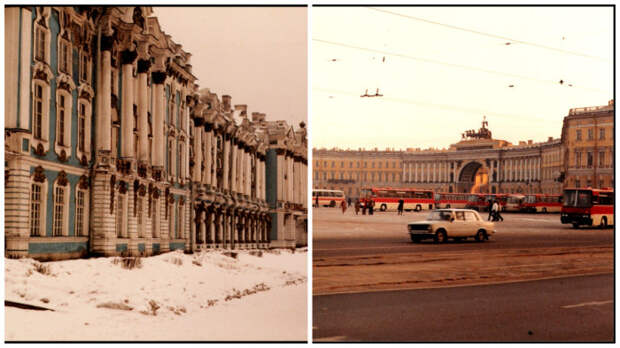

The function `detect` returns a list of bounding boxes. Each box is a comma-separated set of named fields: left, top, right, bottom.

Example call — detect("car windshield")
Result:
left=427, top=211, right=453, bottom=221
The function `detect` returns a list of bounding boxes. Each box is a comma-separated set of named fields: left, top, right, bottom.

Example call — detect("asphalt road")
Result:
left=313, top=273, right=614, bottom=342
left=313, top=208, right=614, bottom=258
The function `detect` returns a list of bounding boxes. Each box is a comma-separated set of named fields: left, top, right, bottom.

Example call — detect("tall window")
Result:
left=30, top=184, right=42, bottom=236
left=116, top=196, right=124, bottom=237
left=34, top=85, right=43, bottom=139
left=78, top=103, right=86, bottom=152
left=76, top=190, right=85, bottom=236
left=599, top=128, right=605, bottom=140
left=35, top=27, right=46, bottom=61
left=80, top=52, right=89, bottom=82
left=576, top=130, right=582, bottom=141
left=59, top=40, right=70, bottom=74
left=152, top=198, right=159, bottom=238
left=599, top=151, right=605, bottom=167
left=58, top=95, right=66, bottom=145
left=176, top=203, right=183, bottom=239
left=587, top=128, right=593, bottom=140
left=137, top=197, right=143, bottom=238
left=167, top=140, right=173, bottom=174
left=587, top=152, right=593, bottom=168
left=168, top=202, right=174, bottom=238
left=575, top=152, right=581, bottom=167
left=53, top=186, right=65, bottom=236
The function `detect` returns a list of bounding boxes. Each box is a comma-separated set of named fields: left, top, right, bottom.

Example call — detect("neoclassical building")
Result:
left=5, top=6, right=307, bottom=260
left=313, top=108, right=614, bottom=197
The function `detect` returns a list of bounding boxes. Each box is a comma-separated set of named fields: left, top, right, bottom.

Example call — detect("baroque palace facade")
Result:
left=5, top=6, right=307, bottom=260
left=314, top=101, right=614, bottom=198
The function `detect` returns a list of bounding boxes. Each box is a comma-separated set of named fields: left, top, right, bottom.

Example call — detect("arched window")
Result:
left=136, top=197, right=144, bottom=238
left=30, top=183, right=43, bottom=236
left=33, top=84, right=44, bottom=139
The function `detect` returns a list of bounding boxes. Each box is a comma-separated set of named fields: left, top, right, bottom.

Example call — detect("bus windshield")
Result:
left=428, top=211, right=453, bottom=221
left=563, top=190, right=592, bottom=208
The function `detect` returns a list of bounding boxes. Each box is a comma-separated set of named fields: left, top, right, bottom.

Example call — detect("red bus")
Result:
left=504, top=194, right=525, bottom=212
left=561, top=188, right=614, bottom=228
left=521, top=194, right=562, bottom=213
left=312, top=189, right=345, bottom=207
left=360, top=187, right=434, bottom=212
left=434, top=192, right=469, bottom=209
left=465, top=194, right=487, bottom=211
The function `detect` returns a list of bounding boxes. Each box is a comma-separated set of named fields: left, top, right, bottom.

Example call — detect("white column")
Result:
left=18, top=8, right=32, bottom=129
left=152, top=77, right=165, bottom=168
left=121, top=60, right=134, bottom=159
left=204, top=129, right=212, bottom=186
left=97, top=49, right=112, bottom=152
left=137, top=68, right=149, bottom=163
left=230, top=142, right=237, bottom=193
left=192, top=129, right=202, bottom=182
left=223, top=136, right=230, bottom=191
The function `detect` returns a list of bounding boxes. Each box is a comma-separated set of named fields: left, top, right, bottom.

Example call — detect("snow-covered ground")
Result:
left=5, top=249, right=307, bottom=341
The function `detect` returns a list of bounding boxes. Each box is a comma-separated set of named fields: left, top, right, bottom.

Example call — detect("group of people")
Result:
left=487, top=199, right=504, bottom=222
left=337, top=198, right=376, bottom=215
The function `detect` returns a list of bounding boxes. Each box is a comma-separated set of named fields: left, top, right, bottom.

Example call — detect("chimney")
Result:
left=234, top=104, right=247, bottom=118
left=252, top=112, right=265, bottom=123
left=222, top=95, right=231, bottom=111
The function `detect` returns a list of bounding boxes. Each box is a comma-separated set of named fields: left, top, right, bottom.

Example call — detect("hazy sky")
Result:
left=154, top=6, right=307, bottom=127
left=312, top=6, right=613, bottom=150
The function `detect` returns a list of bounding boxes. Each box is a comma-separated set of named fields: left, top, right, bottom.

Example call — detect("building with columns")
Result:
left=313, top=115, right=599, bottom=198
left=5, top=6, right=307, bottom=260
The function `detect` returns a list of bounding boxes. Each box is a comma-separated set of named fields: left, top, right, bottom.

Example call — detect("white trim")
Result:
left=31, top=80, right=51, bottom=152
left=29, top=180, right=48, bottom=237
left=76, top=98, right=92, bottom=162
left=74, top=187, right=89, bottom=237
left=52, top=180, right=70, bottom=237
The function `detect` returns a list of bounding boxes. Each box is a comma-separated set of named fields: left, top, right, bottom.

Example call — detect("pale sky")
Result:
left=312, top=6, right=613, bottom=150
left=154, top=6, right=307, bottom=127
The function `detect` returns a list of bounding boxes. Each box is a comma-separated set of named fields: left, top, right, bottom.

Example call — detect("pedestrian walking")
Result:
left=362, top=201, right=367, bottom=215
left=487, top=199, right=494, bottom=221
left=340, top=199, right=347, bottom=214
left=369, top=200, right=374, bottom=215
left=492, top=200, right=504, bottom=221
left=315, top=195, right=319, bottom=208
left=347, top=197, right=352, bottom=207
left=397, top=199, right=404, bottom=215
left=354, top=199, right=361, bottom=215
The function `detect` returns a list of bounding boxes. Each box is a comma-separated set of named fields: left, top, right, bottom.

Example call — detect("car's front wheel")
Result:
left=475, top=230, right=486, bottom=242
left=410, top=235, right=421, bottom=243
left=380, top=204, right=387, bottom=212
left=434, top=230, right=447, bottom=244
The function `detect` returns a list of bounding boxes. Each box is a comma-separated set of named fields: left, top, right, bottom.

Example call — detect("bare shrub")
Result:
left=222, top=251, right=238, bottom=259
left=192, top=259, right=202, bottom=266
left=111, top=255, right=142, bottom=270
left=167, top=305, right=186, bottom=315
left=40, top=298, right=50, bottom=304
left=33, top=262, right=51, bottom=275
left=168, top=256, right=183, bottom=266
left=144, top=299, right=160, bottom=316
left=96, top=301, right=133, bottom=311
left=249, top=250, right=263, bottom=257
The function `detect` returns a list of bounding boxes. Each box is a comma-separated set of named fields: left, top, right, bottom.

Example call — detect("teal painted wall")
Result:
left=265, top=149, right=278, bottom=208
left=138, top=243, right=145, bottom=253
left=169, top=242, right=185, bottom=251
left=29, top=241, right=87, bottom=254
left=30, top=167, right=81, bottom=237
left=116, top=244, right=128, bottom=253
left=269, top=212, right=278, bottom=241
left=152, top=243, right=160, bottom=253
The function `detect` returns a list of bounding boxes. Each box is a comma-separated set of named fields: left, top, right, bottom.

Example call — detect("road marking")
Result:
left=561, top=300, right=613, bottom=309
left=314, top=336, right=348, bottom=342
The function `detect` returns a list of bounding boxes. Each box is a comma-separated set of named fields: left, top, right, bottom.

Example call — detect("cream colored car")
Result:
left=407, top=209, right=496, bottom=243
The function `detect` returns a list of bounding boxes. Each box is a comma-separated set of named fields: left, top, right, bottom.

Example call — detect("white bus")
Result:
left=312, top=189, right=346, bottom=207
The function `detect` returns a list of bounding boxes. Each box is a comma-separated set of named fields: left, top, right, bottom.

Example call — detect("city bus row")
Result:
left=312, top=187, right=614, bottom=229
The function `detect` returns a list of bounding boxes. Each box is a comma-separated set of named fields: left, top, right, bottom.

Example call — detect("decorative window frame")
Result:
left=74, top=181, right=89, bottom=237
left=76, top=86, right=93, bottom=163
left=33, top=7, right=51, bottom=65
left=31, top=77, right=52, bottom=154
left=29, top=167, right=48, bottom=237
left=52, top=172, right=70, bottom=237
left=152, top=196, right=160, bottom=238
left=168, top=199, right=175, bottom=239
left=57, top=37, right=72, bottom=76
left=176, top=200, right=184, bottom=239
left=116, top=186, right=128, bottom=238
left=136, top=196, right=144, bottom=238
left=55, top=87, right=73, bottom=160
left=79, top=49, right=91, bottom=84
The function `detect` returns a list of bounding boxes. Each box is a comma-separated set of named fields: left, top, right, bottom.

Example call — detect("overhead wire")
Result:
left=313, top=38, right=607, bottom=93
left=366, top=7, right=610, bottom=62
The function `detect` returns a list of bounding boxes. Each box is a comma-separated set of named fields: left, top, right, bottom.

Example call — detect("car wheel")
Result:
left=542, top=207, right=547, bottom=213
left=572, top=223, right=579, bottom=229
left=415, top=205, right=422, bottom=212
left=434, top=230, right=447, bottom=244
left=600, top=217, right=608, bottom=229
left=380, top=204, right=387, bottom=212
left=475, top=230, right=486, bottom=242
left=410, top=235, right=420, bottom=243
